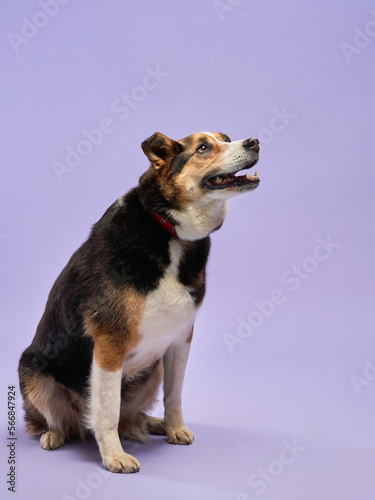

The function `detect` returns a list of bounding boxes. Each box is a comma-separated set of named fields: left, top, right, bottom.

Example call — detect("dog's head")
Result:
left=140, top=131, right=260, bottom=205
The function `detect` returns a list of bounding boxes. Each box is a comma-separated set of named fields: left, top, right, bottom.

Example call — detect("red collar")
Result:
left=150, top=211, right=178, bottom=238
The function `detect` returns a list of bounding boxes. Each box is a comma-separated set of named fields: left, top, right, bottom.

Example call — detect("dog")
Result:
left=18, top=131, right=260, bottom=473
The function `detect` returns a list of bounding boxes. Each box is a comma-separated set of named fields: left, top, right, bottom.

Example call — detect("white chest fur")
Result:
left=123, top=239, right=197, bottom=377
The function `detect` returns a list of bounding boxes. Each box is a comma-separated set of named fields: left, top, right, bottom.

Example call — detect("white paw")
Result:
left=40, top=430, right=65, bottom=450
left=103, top=452, right=140, bottom=474
left=166, top=425, right=194, bottom=445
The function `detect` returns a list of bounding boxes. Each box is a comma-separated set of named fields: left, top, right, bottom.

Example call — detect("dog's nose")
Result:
left=243, top=138, right=260, bottom=153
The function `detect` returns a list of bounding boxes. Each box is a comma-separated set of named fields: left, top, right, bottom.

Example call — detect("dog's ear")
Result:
left=141, top=132, right=182, bottom=169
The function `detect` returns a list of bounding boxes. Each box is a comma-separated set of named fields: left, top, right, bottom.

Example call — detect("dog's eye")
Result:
left=197, top=144, right=208, bottom=152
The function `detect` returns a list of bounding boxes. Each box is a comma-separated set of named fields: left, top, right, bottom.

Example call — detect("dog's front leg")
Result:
left=88, top=345, right=140, bottom=473
left=163, top=328, right=194, bottom=445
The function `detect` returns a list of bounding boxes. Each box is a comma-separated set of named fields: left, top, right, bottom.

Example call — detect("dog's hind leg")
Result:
left=119, top=359, right=164, bottom=442
left=19, top=372, right=86, bottom=450
left=145, top=415, right=166, bottom=436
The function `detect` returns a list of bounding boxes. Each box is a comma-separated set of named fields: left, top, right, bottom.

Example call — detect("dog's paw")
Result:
left=40, top=430, right=65, bottom=450
left=103, top=452, right=140, bottom=474
left=119, top=415, right=149, bottom=444
left=166, top=425, right=194, bottom=445
left=146, top=416, right=166, bottom=436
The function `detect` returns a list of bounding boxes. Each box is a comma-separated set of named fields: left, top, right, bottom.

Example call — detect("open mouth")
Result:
left=204, top=163, right=260, bottom=190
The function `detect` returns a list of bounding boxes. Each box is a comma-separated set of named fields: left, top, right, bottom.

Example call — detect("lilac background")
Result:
left=1, top=0, right=375, bottom=498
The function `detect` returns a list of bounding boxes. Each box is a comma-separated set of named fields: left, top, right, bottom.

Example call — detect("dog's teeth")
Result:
left=245, top=172, right=251, bottom=180
left=254, top=171, right=258, bottom=177
left=215, top=177, right=223, bottom=183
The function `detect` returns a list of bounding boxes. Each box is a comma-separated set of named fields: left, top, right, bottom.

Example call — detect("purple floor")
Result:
left=1, top=351, right=374, bottom=499
left=1, top=0, right=375, bottom=498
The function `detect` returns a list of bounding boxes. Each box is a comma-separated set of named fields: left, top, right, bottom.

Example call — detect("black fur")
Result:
left=219, top=133, right=231, bottom=142
left=178, top=239, right=210, bottom=306
left=18, top=177, right=210, bottom=394
left=172, top=152, right=195, bottom=174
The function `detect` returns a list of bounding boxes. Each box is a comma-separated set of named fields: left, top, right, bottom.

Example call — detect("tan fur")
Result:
left=141, top=132, right=181, bottom=170
left=173, top=133, right=229, bottom=203
left=20, top=130, right=259, bottom=468
left=121, top=287, right=147, bottom=332
left=142, top=132, right=232, bottom=207
left=85, top=287, right=145, bottom=371
left=118, top=413, right=150, bottom=443
left=119, top=360, right=163, bottom=442
left=91, top=329, right=130, bottom=372
left=23, top=364, right=165, bottom=444
left=22, top=289, right=158, bottom=444
left=23, top=373, right=87, bottom=440
left=146, top=416, right=166, bottom=435
left=23, top=396, right=48, bottom=435
left=144, top=132, right=232, bottom=208
left=186, top=326, right=194, bottom=344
